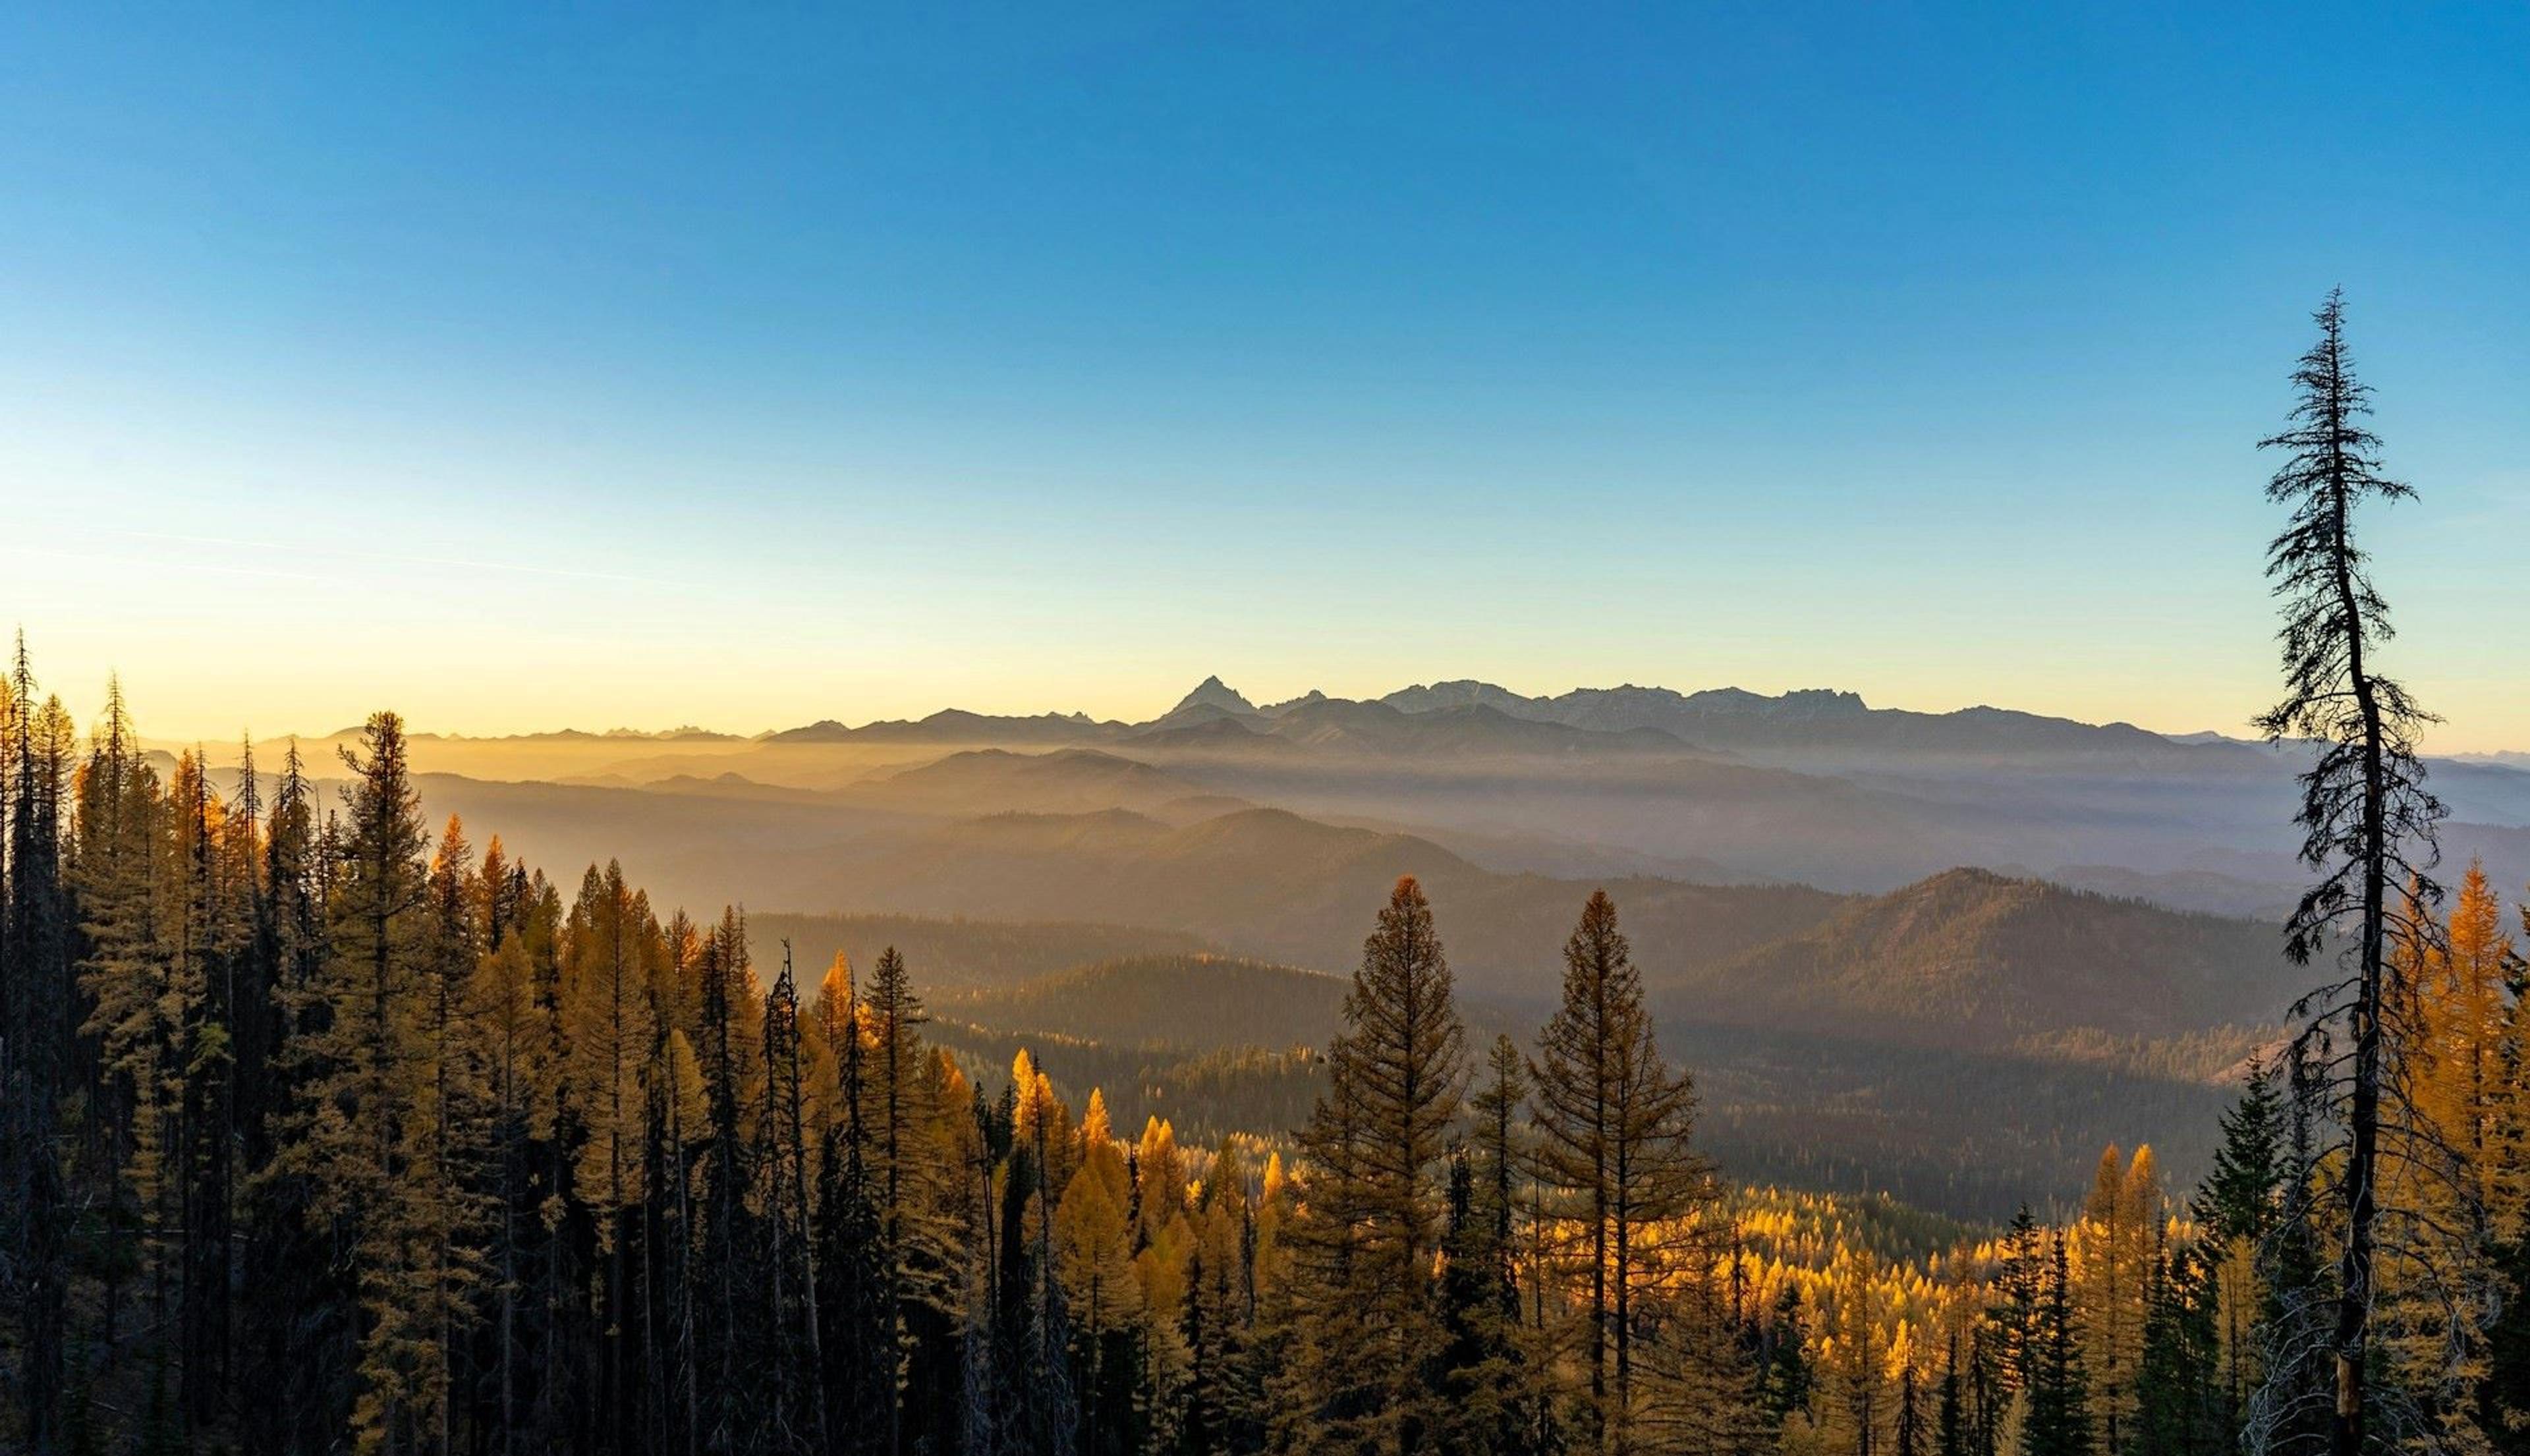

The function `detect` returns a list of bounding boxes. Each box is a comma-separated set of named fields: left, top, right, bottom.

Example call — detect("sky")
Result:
left=2, top=4, right=2526, bottom=748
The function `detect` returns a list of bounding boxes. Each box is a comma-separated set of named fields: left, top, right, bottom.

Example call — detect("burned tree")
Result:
left=2246, top=290, right=2461, bottom=1456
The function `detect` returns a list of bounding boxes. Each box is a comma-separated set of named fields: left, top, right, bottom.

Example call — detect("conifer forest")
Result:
left=6, top=294, right=2530, bottom=1456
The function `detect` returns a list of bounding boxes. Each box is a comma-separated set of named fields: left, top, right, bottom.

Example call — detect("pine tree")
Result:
left=1967, top=1320, right=2006, bottom=1456
left=1899, top=1362, right=1926, bottom=1456
left=469, top=926, right=553, bottom=1453
left=1833, top=1248, right=1885, bottom=1456
left=240, top=737, right=358, bottom=1456
left=857, top=945, right=967, bottom=1454
left=75, top=679, right=176, bottom=1368
left=3, top=640, right=76, bottom=1456
left=1637, top=1275, right=1772, bottom=1456
left=1129, top=1135, right=1193, bottom=1455
left=1247, top=1151, right=1307, bottom=1456
left=814, top=951, right=893, bottom=1455
left=694, top=907, right=763, bottom=1451
left=1530, top=889, right=1712, bottom=1451
left=288, top=712, right=461, bottom=1454
left=759, top=943, right=829, bottom=1453
left=561, top=860, right=659, bottom=1448
left=171, top=748, right=246, bottom=1430
left=225, top=733, right=276, bottom=1187
left=1137, top=1115, right=1188, bottom=1250
left=416, top=814, right=496, bottom=1454
left=867, top=941, right=926, bottom=1455
left=1290, top=874, right=1468, bottom=1454
left=924, top=1051, right=989, bottom=1455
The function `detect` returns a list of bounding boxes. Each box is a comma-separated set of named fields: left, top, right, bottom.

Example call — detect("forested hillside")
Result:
left=934, top=955, right=1346, bottom=1053
left=743, top=913, right=1212, bottom=994
left=9, top=644, right=2530, bottom=1456
left=1673, top=868, right=2300, bottom=1050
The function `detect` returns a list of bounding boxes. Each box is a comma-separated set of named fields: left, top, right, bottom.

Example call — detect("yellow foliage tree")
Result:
left=2416, top=862, right=2512, bottom=1218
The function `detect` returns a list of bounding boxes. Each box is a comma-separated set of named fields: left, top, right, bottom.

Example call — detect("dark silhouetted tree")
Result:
left=2251, top=289, right=2451, bottom=1456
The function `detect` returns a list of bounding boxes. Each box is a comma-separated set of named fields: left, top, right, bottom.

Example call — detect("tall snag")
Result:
left=2247, top=289, right=2452, bottom=1456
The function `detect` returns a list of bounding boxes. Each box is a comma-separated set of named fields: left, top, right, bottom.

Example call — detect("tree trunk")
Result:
left=2329, top=420, right=2387, bottom=1456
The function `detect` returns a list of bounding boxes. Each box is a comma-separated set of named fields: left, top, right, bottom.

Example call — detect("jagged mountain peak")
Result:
left=1167, top=675, right=1259, bottom=717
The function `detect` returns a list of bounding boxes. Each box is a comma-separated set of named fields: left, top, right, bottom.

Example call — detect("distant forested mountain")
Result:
left=774, top=803, right=1851, bottom=1004
left=934, top=954, right=1345, bottom=1052
left=743, top=910, right=1209, bottom=992
left=1668, top=866, right=2299, bottom=1048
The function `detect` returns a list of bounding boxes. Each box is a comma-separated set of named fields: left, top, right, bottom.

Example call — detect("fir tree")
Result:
left=1992, top=1205, right=2044, bottom=1391
left=1758, top=1285, right=1813, bottom=1427
left=1938, top=1335, right=1967, bottom=1456
left=2022, top=1235, right=2096, bottom=1456
left=2191, top=1059, right=2281, bottom=1428
left=2131, top=1237, right=2218, bottom=1456
left=2256, top=1042, right=2334, bottom=1456
left=1430, top=1152, right=1525, bottom=1456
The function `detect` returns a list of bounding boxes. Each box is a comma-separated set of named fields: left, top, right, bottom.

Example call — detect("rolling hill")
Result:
left=935, top=954, right=1345, bottom=1052
left=797, top=804, right=1851, bottom=1004
left=743, top=912, right=1211, bottom=994
left=1668, top=866, right=2300, bottom=1048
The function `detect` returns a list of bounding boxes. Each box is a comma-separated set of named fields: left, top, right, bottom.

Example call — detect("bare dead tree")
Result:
left=2242, top=290, right=2474, bottom=1456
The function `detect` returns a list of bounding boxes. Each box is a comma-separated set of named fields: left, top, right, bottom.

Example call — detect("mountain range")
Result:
left=741, top=674, right=2245, bottom=764
left=218, top=670, right=2530, bottom=924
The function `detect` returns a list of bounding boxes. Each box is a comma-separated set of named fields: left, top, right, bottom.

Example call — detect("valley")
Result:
left=164, top=674, right=2486, bottom=1218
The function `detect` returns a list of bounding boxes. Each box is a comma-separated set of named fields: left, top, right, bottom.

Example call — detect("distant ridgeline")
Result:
left=762, top=674, right=2202, bottom=759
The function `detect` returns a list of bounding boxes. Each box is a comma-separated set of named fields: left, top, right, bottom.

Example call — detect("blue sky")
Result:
left=2, top=5, right=2525, bottom=746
